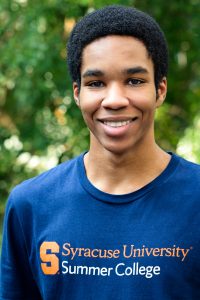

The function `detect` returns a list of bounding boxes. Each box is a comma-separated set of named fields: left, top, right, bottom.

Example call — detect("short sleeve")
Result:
left=0, top=193, right=42, bottom=300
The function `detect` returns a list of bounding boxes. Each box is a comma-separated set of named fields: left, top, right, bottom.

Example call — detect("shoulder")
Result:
left=178, top=154, right=200, bottom=173
left=174, top=153, right=200, bottom=184
left=8, top=154, right=83, bottom=210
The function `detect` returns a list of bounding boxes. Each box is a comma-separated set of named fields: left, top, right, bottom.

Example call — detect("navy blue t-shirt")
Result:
left=0, top=153, right=200, bottom=299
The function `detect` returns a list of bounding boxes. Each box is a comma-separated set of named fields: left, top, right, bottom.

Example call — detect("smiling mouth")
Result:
left=100, top=117, right=137, bottom=128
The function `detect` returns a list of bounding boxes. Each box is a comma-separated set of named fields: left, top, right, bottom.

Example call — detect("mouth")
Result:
left=99, top=117, right=138, bottom=128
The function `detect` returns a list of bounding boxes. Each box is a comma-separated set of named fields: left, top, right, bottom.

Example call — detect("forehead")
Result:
left=81, top=35, right=153, bottom=74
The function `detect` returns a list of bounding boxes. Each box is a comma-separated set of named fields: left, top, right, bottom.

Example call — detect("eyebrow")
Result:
left=82, top=66, right=149, bottom=78
left=82, top=69, right=104, bottom=78
left=123, top=67, right=149, bottom=75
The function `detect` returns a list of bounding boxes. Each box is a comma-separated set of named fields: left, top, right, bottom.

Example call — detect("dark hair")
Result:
left=67, top=5, right=168, bottom=90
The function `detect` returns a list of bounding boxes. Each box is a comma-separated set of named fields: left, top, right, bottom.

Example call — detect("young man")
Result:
left=1, top=5, right=200, bottom=300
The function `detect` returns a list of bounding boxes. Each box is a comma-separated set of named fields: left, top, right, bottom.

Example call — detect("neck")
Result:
left=84, top=139, right=170, bottom=195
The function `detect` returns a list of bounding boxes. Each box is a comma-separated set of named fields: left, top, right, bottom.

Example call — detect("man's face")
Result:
left=73, top=35, right=166, bottom=155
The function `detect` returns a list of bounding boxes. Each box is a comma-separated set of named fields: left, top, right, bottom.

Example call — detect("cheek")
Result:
left=130, top=91, right=157, bottom=112
left=131, top=100, right=154, bottom=114
left=79, top=92, right=101, bottom=117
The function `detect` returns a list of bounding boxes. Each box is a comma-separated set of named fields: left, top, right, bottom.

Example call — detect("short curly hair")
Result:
left=67, top=5, right=168, bottom=90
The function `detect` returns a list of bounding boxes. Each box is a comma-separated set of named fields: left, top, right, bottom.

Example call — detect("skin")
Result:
left=73, top=35, right=170, bottom=194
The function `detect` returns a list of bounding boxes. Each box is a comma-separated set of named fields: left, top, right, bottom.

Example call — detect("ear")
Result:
left=73, top=82, right=80, bottom=107
left=156, top=77, right=167, bottom=108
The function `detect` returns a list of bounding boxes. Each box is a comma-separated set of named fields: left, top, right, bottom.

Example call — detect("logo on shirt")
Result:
left=39, top=242, right=192, bottom=278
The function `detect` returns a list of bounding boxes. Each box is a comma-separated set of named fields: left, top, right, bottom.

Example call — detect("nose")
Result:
left=101, top=83, right=129, bottom=110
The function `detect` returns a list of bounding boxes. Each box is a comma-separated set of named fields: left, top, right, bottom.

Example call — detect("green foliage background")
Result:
left=0, top=0, right=200, bottom=242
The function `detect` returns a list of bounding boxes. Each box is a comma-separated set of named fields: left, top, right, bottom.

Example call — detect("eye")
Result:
left=87, top=81, right=104, bottom=88
left=127, top=78, right=145, bottom=86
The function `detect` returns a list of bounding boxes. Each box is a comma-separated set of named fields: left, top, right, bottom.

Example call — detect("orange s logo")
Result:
left=40, top=242, right=60, bottom=275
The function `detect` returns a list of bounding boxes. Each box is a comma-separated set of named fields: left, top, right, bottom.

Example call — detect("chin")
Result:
left=101, top=142, right=135, bottom=156
left=90, top=133, right=141, bottom=155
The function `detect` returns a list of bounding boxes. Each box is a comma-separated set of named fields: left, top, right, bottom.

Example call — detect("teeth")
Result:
left=103, top=120, right=132, bottom=127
